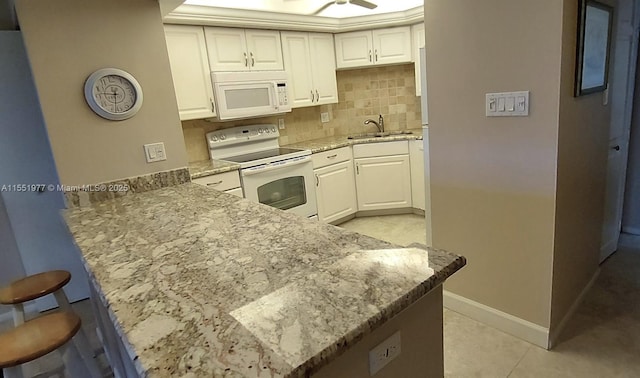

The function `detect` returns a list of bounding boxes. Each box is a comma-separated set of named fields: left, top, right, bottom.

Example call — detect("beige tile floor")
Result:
left=2, top=217, right=639, bottom=377
left=340, top=215, right=640, bottom=377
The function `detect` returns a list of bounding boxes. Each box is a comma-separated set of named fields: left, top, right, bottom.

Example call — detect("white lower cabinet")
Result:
left=312, top=147, right=357, bottom=223
left=192, top=171, right=243, bottom=197
left=409, top=139, right=425, bottom=211
left=353, top=141, right=412, bottom=211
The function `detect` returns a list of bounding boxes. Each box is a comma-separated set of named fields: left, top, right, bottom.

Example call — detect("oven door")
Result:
left=241, top=156, right=318, bottom=219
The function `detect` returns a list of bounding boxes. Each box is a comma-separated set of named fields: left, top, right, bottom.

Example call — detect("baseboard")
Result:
left=547, top=268, right=600, bottom=349
left=622, top=226, right=640, bottom=236
left=443, top=290, right=550, bottom=349
left=355, top=208, right=414, bottom=217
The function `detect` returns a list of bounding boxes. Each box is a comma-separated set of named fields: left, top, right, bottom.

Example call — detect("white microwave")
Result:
left=211, top=71, right=292, bottom=121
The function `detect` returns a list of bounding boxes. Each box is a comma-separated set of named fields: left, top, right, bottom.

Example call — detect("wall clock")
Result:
left=84, top=68, right=143, bottom=121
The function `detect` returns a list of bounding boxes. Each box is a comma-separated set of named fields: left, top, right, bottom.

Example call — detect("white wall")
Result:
left=0, top=194, right=25, bottom=317
left=0, top=31, right=88, bottom=308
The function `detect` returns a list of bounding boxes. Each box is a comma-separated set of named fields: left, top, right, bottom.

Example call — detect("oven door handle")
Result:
left=242, top=157, right=311, bottom=176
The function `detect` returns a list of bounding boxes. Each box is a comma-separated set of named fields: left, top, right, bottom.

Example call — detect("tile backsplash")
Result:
left=181, top=63, right=422, bottom=163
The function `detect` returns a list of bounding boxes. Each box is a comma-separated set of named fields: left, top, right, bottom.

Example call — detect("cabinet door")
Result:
left=355, top=155, right=412, bottom=211
left=282, top=32, right=315, bottom=108
left=204, top=27, right=249, bottom=71
left=164, top=25, right=216, bottom=120
left=409, top=140, right=425, bottom=211
left=334, top=30, right=373, bottom=69
left=412, top=23, right=425, bottom=96
left=372, top=26, right=412, bottom=66
left=315, top=160, right=358, bottom=223
left=310, top=33, right=338, bottom=106
left=245, top=29, right=284, bottom=71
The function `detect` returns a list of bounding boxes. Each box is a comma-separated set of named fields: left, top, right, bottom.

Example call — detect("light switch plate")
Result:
left=278, top=119, right=285, bottom=129
left=486, top=91, right=530, bottom=117
left=144, top=142, right=167, bottom=163
left=321, top=112, right=330, bottom=123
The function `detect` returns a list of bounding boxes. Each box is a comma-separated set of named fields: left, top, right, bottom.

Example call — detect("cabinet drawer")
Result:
left=312, top=147, right=353, bottom=169
left=192, top=170, right=241, bottom=192
left=353, top=141, right=409, bottom=158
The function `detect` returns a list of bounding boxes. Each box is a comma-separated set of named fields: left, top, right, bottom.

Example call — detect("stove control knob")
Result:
left=271, top=127, right=276, bottom=133
left=259, top=129, right=265, bottom=134
left=220, top=134, right=226, bottom=140
left=265, top=128, right=271, bottom=133
left=212, top=136, right=218, bottom=142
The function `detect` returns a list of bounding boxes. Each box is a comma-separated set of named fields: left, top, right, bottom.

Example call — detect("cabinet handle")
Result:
left=316, top=90, right=320, bottom=102
left=311, top=90, right=315, bottom=102
left=369, top=50, right=372, bottom=62
left=250, top=52, right=255, bottom=67
left=327, top=154, right=338, bottom=159
left=356, top=164, right=359, bottom=175
left=613, top=145, right=621, bottom=151
left=315, top=174, right=319, bottom=187
left=244, top=52, right=248, bottom=67
left=210, top=98, right=215, bottom=113
left=206, top=181, right=224, bottom=186
left=375, top=49, right=378, bottom=62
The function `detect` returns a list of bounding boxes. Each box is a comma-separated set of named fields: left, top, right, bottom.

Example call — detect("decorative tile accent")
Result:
left=182, top=64, right=422, bottom=163
left=64, top=168, right=190, bottom=208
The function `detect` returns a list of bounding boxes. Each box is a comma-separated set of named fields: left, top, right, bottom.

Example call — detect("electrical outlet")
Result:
left=144, top=142, right=167, bottom=163
left=321, top=112, right=330, bottom=123
left=278, top=119, right=285, bottom=129
left=369, top=331, right=401, bottom=375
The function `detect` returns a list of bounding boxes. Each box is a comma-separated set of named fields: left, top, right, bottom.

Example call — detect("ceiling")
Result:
left=182, top=0, right=423, bottom=19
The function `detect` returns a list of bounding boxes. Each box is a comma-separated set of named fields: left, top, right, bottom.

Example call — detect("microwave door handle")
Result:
left=271, top=82, right=278, bottom=111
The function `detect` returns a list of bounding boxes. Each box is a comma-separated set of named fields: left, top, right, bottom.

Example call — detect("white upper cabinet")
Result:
left=335, top=26, right=411, bottom=69
left=412, top=23, right=425, bottom=96
left=204, top=27, right=283, bottom=71
left=282, top=31, right=338, bottom=108
left=334, top=30, right=374, bottom=69
left=164, top=25, right=216, bottom=121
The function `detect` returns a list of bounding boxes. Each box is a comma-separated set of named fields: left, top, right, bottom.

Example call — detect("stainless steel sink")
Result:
left=347, top=130, right=413, bottom=140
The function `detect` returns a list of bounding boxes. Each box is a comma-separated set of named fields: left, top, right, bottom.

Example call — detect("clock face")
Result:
left=84, top=68, right=143, bottom=121
left=92, top=75, right=137, bottom=114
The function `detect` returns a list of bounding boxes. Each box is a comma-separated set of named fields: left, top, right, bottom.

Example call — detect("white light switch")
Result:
left=486, top=91, right=529, bottom=117
left=144, top=142, right=167, bottom=163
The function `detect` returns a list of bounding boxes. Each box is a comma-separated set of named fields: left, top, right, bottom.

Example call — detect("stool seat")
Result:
left=0, top=270, right=71, bottom=305
left=0, top=311, right=81, bottom=368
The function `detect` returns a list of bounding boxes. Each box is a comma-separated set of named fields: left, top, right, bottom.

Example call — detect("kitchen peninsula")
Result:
left=64, top=183, right=465, bottom=377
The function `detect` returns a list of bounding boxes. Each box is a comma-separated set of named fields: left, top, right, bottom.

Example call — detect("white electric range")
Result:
left=206, top=124, right=318, bottom=219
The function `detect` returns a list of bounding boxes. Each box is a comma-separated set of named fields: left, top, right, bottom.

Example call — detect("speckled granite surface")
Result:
left=189, top=159, right=241, bottom=179
left=284, top=128, right=423, bottom=153
left=64, top=183, right=465, bottom=377
left=64, top=168, right=190, bottom=208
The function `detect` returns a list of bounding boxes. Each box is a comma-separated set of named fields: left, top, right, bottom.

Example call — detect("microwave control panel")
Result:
left=277, top=83, right=288, bottom=107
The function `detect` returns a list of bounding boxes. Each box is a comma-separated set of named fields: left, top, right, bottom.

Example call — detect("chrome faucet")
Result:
left=364, top=115, right=385, bottom=133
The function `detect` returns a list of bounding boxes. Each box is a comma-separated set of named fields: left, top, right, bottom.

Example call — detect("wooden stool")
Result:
left=0, top=271, right=101, bottom=378
left=0, top=312, right=90, bottom=378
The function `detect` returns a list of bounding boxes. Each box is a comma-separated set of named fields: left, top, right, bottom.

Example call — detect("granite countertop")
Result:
left=189, top=159, right=240, bottom=179
left=64, top=183, right=465, bottom=377
left=284, top=128, right=423, bottom=154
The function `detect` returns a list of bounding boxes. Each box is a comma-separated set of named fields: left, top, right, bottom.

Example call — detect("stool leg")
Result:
left=60, top=342, right=89, bottom=378
left=3, top=366, right=25, bottom=378
left=11, top=303, right=25, bottom=326
left=71, top=334, right=102, bottom=378
left=53, top=289, right=101, bottom=377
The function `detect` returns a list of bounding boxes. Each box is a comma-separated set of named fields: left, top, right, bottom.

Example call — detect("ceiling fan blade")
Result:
left=349, top=0, right=377, bottom=10
left=311, top=1, right=335, bottom=15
